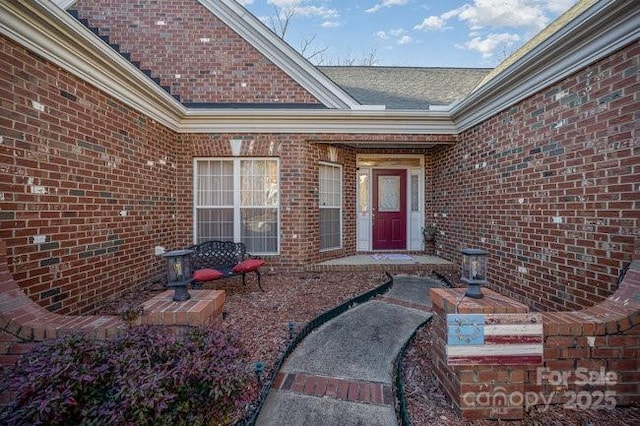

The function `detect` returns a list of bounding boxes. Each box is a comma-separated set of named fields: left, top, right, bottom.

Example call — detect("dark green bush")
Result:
left=0, top=326, right=256, bottom=425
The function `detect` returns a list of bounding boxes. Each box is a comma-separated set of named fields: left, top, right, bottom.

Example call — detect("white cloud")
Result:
left=456, top=0, right=549, bottom=31
left=441, top=8, right=463, bottom=20
left=458, top=32, right=521, bottom=57
left=398, top=35, right=412, bottom=45
left=321, top=20, right=341, bottom=28
left=266, top=1, right=338, bottom=19
left=295, top=6, right=339, bottom=19
left=268, top=0, right=301, bottom=7
left=413, top=0, right=576, bottom=59
left=366, top=0, right=409, bottom=14
left=414, top=15, right=448, bottom=31
left=416, top=0, right=553, bottom=33
left=375, top=28, right=411, bottom=47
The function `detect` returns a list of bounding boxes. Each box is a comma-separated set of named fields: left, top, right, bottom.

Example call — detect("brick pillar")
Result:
left=430, top=288, right=531, bottom=420
left=141, top=289, right=225, bottom=333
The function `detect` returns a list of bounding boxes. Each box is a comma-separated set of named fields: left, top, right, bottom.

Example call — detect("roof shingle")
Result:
left=319, top=66, right=491, bottom=110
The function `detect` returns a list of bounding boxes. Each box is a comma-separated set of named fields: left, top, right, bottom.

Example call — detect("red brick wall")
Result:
left=534, top=263, right=640, bottom=407
left=72, top=0, right=322, bottom=105
left=177, top=134, right=357, bottom=269
left=179, top=133, right=323, bottom=269
left=0, top=36, right=177, bottom=314
left=432, top=41, right=639, bottom=311
left=179, top=135, right=453, bottom=269
left=5, top=0, right=636, bottom=318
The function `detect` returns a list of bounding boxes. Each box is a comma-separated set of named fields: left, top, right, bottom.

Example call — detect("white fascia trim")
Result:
left=452, top=0, right=640, bottom=133
left=199, top=0, right=360, bottom=110
left=177, top=110, right=456, bottom=135
left=2, top=2, right=450, bottom=136
left=1, top=0, right=184, bottom=131
left=53, top=0, right=77, bottom=9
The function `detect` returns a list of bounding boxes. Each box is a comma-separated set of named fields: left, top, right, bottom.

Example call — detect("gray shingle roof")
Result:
left=318, top=66, right=491, bottom=110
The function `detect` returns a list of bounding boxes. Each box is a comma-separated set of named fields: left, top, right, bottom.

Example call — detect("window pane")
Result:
left=241, top=208, right=278, bottom=253
left=358, top=173, right=369, bottom=213
left=196, top=208, right=233, bottom=243
left=197, top=160, right=233, bottom=206
left=378, top=176, right=400, bottom=212
left=319, top=164, right=341, bottom=207
left=320, top=208, right=340, bottom=250
left=196, top=158, right=279, bottom=255
left=241, top=159, right=279, bottom=207
left=411, top=174, right=419, bottom=212
left=319, top=163, right=342, bottom=250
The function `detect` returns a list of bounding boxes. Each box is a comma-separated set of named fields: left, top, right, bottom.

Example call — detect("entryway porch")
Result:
left=305, top=253, right=456, bottom=277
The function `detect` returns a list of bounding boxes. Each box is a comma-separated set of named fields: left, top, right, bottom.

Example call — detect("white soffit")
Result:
left=177, top=109, right=456, bottom=135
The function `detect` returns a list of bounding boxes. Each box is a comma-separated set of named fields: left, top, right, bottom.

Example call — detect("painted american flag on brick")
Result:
left=446, top=313, right=543, bottom=366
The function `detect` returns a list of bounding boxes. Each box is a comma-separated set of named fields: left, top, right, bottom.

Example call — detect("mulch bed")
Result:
left=97, top=271, right=640, bottom=425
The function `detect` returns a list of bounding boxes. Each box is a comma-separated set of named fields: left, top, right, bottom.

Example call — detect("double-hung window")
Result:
left=319, top=162, right=342, bottom=251
left=194, top=158, right=279, bottom=254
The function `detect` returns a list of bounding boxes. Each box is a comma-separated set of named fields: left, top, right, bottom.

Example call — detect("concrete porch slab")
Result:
left=305, top=254, right=455, bottom=275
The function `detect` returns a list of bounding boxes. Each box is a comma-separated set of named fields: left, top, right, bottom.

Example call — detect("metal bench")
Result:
left=188, top=240, right=265, bottom=291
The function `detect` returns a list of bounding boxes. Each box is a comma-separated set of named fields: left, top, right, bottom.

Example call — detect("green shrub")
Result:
left=0, top=326, right=256, bottom=425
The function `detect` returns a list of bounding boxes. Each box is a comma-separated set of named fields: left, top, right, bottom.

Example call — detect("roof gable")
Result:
left=64, top=0, right=360, bottom=109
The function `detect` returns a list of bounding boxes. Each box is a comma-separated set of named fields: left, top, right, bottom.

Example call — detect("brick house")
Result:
left=0, top=0, right=638, bottom=317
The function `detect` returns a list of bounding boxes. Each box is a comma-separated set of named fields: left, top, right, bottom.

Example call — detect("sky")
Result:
left=237, top=0, right=579, bottom=68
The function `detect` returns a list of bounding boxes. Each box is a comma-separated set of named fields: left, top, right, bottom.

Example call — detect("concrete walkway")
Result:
left=256, top=275, right=440, bottom=426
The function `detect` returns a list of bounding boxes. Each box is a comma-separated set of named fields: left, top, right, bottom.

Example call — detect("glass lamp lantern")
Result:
left=461, top=248, right=488, bottom=299
left=162, top=249, right=194, bottom=301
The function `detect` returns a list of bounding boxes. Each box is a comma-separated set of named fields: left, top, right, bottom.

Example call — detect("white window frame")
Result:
left=319, top=162, right=342, bottom=251
left=193, top=158, right=280, bottom=255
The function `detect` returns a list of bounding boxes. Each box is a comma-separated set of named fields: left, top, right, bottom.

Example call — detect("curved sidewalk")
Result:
left=256, top=275, right=440, bottom=426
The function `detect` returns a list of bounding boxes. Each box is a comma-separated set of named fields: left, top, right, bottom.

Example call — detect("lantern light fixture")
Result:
left=460, top=248, right=488, bottom=299
left=162, top=249, right=194, bottom=301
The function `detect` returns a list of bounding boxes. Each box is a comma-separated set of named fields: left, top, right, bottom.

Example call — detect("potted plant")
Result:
left=422, top=223, right=437, bottom=243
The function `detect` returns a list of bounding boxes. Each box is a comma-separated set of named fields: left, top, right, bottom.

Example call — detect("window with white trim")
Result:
left=194, top=158, right=279, bottom=254
left=319, top=162, right=342, bottom=251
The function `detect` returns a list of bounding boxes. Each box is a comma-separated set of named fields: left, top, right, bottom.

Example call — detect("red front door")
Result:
left=372, top=169, right=407, bottom=250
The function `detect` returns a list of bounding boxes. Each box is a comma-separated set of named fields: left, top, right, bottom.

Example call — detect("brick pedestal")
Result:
left=430, top=288, right=532, bottom=420
left=141, top=289, right=225, bottom=329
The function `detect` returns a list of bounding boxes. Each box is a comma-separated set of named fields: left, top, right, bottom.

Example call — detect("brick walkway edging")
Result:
left=244, top=274, right=395, bottom=425
left=267, top=295, right=433, bottom=410
left=272, top=372, right=394, bottom=407
left=247, top=278, right=439, bottom=425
